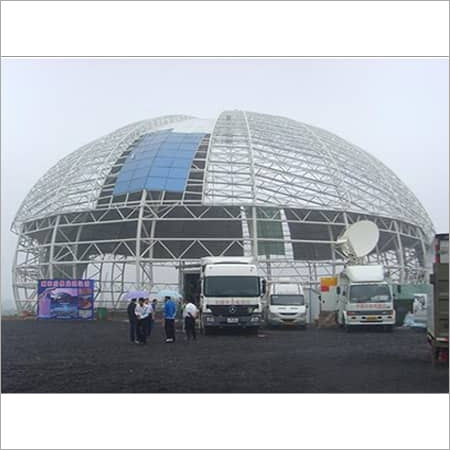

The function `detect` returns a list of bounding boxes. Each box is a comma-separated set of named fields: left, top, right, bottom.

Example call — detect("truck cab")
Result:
left=199, top=257, right=265, bottom=334
left=265, top=281, right=307, bottom=327
left=336, top=264, right=396, bottom=330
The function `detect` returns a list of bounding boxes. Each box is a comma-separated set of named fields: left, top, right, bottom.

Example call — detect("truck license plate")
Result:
left=367, top=316, right=378, bottom=321
left=227, top=317, right=239, bottom=323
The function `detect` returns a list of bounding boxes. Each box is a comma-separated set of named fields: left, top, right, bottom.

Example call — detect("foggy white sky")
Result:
left=1, top=58, right=448, bottom=310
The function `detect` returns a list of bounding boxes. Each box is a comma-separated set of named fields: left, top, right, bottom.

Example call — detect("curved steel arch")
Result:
left=11, top=111, right=434, bottom=313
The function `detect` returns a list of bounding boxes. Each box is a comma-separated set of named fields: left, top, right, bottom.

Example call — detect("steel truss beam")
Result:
left=11, top=112, right=434, bottom=312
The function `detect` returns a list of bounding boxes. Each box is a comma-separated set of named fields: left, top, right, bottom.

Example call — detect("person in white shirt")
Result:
left=143, top=298, right=153, bottom=337
left=135, top=298, right=148, bottom=344
left=182, top=298, right=198, bottom=341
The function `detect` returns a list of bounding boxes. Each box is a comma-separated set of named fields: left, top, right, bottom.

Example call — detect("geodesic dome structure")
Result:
left=12, top=110, right=434, bottom=312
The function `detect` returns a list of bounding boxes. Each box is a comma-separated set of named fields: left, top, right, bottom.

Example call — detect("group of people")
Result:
left=127, top=297, right=156, bottom=344
left=127, top=295, right=198, bottom=344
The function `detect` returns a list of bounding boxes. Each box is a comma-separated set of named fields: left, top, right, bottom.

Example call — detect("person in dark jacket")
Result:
left=127, top=298, right=138, bottom=343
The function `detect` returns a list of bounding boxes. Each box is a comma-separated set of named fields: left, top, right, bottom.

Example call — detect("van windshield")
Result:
left=271, top=295, right=305, bottom=305
left=204, top=276, right=260, bottom=297
left=349, top=284, right=391, bottom=303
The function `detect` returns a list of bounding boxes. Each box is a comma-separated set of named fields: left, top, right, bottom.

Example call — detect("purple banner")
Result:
left=37, top=279, right=95, bottom=320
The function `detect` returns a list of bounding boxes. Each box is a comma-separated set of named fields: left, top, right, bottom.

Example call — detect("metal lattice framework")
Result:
left=11, top=110, right=434, bottom=313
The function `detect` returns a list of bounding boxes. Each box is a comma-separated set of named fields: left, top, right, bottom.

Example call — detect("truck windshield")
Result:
left=204, top=276, right=260, bottom=297
left=271, top=295, right=305, bottom=305
left=349, top=284, right=391, bottom=303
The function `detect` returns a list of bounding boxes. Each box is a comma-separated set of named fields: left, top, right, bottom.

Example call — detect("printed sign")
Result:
left=37, top=279, right=95, bottom=320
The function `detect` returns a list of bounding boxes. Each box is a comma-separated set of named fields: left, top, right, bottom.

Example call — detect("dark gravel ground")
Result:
left=1, top=319, right=448, bottom=393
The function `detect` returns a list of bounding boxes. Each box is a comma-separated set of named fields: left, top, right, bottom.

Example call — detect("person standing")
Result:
left=127, top=298, right=138, bottom=343
left=144, top=298, right=153, bottom=337
left=164, top=296, right=177, bottom=343
left=151, top=298, right=158, bottom=332
left=182, top=298, right=198, bottom=341
left=135, top=298, right=148, bottom=344
left=152, top=299, right=158, bottom=317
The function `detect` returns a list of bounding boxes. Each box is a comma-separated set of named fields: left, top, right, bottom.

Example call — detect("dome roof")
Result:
left=13, top=110, right=433, bottom=237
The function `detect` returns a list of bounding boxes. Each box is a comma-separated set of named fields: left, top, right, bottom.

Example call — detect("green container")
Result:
left=394, top=299, right=414, bottom=326
left=96, top=307, right=108, bottom=320
left=394, top=283, right=432, bottom=326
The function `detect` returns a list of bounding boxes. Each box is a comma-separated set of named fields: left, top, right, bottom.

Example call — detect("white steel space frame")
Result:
left=11, top=111, right=434, bottom=313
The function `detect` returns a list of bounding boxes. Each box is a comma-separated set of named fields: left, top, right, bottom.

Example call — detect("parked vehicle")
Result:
left=335, top=264, right=396, bottom=331
left=182, top=257, right=265, bottom=334
left=264, top=280, right=307, bottom=327
left=411, top=293, right=428, bottom=328
left=427, top=233, right=449, bottom=365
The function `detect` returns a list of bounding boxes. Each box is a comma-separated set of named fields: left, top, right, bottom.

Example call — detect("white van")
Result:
left=265, top=281, right=307, bottom=328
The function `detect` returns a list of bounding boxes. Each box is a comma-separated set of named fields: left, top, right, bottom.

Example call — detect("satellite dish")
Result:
left=337, top=220, right=379, bottom=259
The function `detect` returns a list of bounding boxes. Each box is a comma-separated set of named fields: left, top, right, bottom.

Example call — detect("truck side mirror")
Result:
left=336, top=286, right=341, bottom=295
left=261, top=279, right=267, bottom=295
left=397, top=285, right=401, bottom=294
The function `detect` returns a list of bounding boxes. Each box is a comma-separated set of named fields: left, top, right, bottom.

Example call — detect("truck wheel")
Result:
left=203, top=326, right=211, bottom=336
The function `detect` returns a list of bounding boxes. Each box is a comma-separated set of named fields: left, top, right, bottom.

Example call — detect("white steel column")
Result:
left=49, top=214, right=61, bottom=278
left=327, top=224, right=337, bottom=275
left=393, top=220, right=405, bottom=283
left=243, top=111, right=259, bottom=260
left=135, top=190, right=147, bottom=288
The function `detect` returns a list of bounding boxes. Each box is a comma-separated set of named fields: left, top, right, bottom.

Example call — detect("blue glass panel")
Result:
left=177, top=154, right=194, bottom=161
left=126, top=160, right=142, bottom=170
left=165, top=178, right=186, bottom=191
left=168, top=167, right=188, bottom=178
left=153, top=157, right=173, bottom=168
left=117, top=170, right=134, bottom=182
left=165, top=135, right=183, bottom=143
left=118, top=165, right=134, bottom=175
left=133, top=152, right=149, bottom=160
left=145, top=177, right=166, bottom=190
left=172, top=159, right=192, bottom=169
left=113, top=181, right=130, bottom=195
left=113, top=130, right=206, bottom=194
left=149, top=167, right=170, bottom=178
left=160, top=144, right=179, bottom=151
left=134, top=167, right=150, bottom=178
left=157, top=149, right=179, bottom=158
left=178, top=145, right=195, bottom=152
left=129, top=177, right=146, bottom=191
left=144, top=152, right=158, bottom=160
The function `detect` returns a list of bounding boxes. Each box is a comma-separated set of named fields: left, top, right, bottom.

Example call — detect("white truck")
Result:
left=264, top=280, right=307, bottom=328
left=427, top=233, right=449, bottom=365
left=198, top=257, right=265, bottom=335
left=335, top=264, right=396, bottom=331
